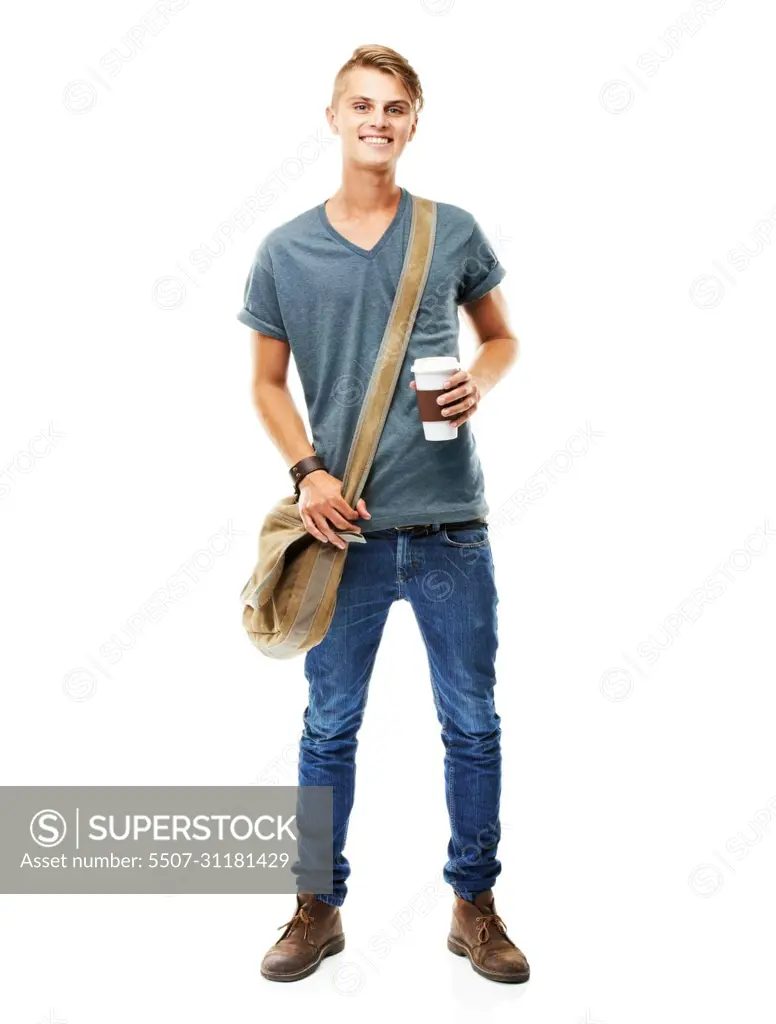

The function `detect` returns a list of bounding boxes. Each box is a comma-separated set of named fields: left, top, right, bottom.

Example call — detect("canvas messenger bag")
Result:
left=239, top=194, right=438, bottom=660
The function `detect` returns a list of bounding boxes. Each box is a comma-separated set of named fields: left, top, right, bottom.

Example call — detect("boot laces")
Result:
left=277, top=900, right=316, bottom=943
left=475, top=911, right=509, bottom=946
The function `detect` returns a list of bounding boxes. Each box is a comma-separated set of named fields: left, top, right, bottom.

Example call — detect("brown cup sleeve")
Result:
left=415, top=388, right=448, bottom=422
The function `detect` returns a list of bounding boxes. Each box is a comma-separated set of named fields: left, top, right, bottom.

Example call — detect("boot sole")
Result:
left=447, top=935, right=530, bottom=984
left=261, top=934, right=346, bottom=983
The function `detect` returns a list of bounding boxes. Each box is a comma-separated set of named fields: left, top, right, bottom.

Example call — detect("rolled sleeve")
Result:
left=237, top=239, right=288, bottom=340
left=456, top=219, right=506, bottom=305
left=236, top=306, right=288, bottom=339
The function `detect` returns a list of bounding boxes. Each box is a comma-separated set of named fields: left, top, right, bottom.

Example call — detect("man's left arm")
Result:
left=410, top=286, right=519, bottom=428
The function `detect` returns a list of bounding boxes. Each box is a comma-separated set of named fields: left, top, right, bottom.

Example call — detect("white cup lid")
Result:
left=411, top=356, right=460, bottom=373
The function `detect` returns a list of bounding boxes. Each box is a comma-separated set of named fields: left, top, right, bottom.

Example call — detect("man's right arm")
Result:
left=249, top=330, right=369, bottom=546
left=249, top=329, right=316, bottom=468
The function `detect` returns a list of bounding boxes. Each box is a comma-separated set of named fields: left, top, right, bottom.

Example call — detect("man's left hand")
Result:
left=409, top=369, right=481, bottom=429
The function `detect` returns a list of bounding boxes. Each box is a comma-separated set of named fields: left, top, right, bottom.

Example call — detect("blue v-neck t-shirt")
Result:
left=236, top=186, right=506, bottom=533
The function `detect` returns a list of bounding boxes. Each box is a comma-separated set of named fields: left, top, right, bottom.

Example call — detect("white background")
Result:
left=2, top=0, right=775, bottom=1020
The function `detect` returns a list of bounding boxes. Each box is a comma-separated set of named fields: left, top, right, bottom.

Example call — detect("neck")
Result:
left=326, top=171, right=401, bottom=218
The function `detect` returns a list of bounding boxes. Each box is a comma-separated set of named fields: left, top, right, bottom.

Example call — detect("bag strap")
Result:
left=339, top=194, right=437, bottom=510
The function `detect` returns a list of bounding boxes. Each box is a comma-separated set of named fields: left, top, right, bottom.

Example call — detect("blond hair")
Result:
left=331, top=45, right=424, bottom=117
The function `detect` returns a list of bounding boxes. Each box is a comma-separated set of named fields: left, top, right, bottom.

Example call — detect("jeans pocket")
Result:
left=440, top=523, right=490, bottom=548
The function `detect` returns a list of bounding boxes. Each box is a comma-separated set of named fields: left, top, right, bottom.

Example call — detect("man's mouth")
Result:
left=360, top=135, right=392, bottom=146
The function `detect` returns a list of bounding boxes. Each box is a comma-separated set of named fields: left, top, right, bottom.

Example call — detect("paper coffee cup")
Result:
left=411, top=356, right=461, bottom=441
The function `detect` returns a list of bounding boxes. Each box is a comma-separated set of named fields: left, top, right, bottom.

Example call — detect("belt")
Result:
left=391, top=518, right=487, bottom=537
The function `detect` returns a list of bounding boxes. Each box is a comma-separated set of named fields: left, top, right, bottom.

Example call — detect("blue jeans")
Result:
left=297, top=520, right=503, bottom=906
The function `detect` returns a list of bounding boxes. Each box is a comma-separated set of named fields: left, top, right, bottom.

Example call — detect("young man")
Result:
left=237, top=45, right=527, bottom=985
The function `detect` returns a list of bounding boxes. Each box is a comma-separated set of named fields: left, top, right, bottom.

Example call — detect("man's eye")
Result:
left=354, top=104, right=403, bottom=114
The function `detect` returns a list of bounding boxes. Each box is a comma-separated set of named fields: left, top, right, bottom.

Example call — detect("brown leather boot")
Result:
left=260, top=891, right=345, bottom=982
left=448, top=890, right=530, bottom=983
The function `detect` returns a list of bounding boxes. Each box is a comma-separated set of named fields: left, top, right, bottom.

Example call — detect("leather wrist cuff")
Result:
left=290, top=455, right=327, bottom=496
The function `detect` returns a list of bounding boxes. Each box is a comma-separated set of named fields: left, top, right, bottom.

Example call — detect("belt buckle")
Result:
left=394, top=523, right=432, bottom=536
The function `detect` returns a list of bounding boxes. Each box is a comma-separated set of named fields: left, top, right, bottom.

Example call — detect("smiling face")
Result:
left=327, top=66, right=417, bottom=169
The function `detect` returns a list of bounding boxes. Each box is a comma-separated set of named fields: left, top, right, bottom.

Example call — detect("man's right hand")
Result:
left=298, top=470, right=371, bottom=549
